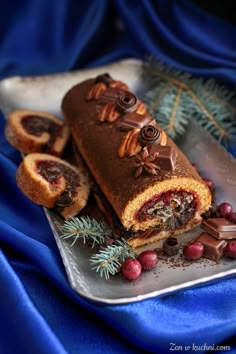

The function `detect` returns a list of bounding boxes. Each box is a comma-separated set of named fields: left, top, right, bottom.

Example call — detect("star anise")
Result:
left=134, top=147, right=160, bottom=177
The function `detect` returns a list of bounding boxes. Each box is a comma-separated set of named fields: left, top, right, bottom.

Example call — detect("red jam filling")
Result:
left=22, top=115, right=62, bottom=152
left=37, top=160, right=80, bottom=209
left=136, top=191, right=197, bottom=231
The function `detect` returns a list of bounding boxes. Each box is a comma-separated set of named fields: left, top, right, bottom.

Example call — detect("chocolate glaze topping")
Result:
left=62, top=79, right=205, bottom=221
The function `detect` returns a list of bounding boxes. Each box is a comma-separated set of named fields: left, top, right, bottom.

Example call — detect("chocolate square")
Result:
left=201, top=218, right=236, bottom=240
left=96, top=88, right=123, bottom=112
left=149, top=145, right=177, bottom=171
left=116, top=113, right=155, bottom=131
left=196, top=232, right=227, bottom=262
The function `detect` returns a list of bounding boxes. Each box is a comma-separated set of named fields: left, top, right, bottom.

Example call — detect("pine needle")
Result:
left=90, top=239, right=135, bottom=279
left=142, top=57, right=236, bottom=145
left=59, top=216, right=112, bottom=247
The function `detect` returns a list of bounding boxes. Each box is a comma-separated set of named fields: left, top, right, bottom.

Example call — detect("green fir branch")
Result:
left=90, top=239, right=135, bottom=280
left=142, top=58, right=236, bottom=145
left=59, top=216, right=112, bottom=247
left=144, top=83, right=192, bottom=139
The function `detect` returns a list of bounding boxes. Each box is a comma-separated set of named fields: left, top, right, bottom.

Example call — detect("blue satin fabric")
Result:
left=1, top=1, right=236, bottom=353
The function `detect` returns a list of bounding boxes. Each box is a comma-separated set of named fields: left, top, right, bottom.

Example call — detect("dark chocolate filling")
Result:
left=22, top=115, right=62, bottom=153
left=136, top=191, right=197, bottom=230
left=93, top=186, right=197, bottom=242
left=37, top=160, right=80, bottom=210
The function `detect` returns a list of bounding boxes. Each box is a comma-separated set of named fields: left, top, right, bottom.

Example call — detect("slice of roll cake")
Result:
left=16, top=153, right=90, bottom=219
left=5, top=109, right=69, bottom=156
left=62, top=74, right=211, bottom=247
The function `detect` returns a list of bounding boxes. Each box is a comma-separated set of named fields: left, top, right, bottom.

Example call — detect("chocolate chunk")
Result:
left=97, top=88, right=123, bottom=112
left=163, top=237, right=180, bottom=256
left=149, top=145, right=177, bottom=171
left=196, top=232, right=227, bottom=262
left=116, top=112, right=155, bottom=131
left=201, top=218, right=236, bottom=240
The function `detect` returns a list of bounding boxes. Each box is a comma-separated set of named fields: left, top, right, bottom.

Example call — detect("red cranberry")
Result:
left=183, top=242, right=204, bottom=260
left=202, top=178, right=214, bottom=191
left=224, top=241, right=236, bottom=259
left=229, top=212, right=236, bottom=224
left=138, top=250, right=158, bottom=270
left=122, top=258, right=142, bottom=280
left=216, top=202, right=233, bottom=218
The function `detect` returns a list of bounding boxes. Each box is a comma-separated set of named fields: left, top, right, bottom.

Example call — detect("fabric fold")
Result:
left=0, top=0, right=236, bottom=353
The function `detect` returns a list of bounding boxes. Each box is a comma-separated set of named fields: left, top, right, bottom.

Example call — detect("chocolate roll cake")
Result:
left=62, top=74, right=211, bottom=247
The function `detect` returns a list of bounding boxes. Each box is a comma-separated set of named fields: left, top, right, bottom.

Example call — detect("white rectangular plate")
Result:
left=1, top=59, right=236, bottom=304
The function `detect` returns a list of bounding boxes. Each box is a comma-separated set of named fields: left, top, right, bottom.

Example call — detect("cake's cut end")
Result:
left=121, top=177, right=211, bottom=233
left=5, top=109, right=69, bottom=156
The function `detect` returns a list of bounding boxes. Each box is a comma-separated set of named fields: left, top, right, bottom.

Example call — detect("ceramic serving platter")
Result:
left=1, top=59, right=236, bottom=304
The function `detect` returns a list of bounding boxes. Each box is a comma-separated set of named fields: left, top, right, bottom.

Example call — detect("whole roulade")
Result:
left=62, top=74, right=211, bottom=247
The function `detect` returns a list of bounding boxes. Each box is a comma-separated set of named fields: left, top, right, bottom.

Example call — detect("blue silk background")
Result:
left=0, top=1, right=236, bottom=353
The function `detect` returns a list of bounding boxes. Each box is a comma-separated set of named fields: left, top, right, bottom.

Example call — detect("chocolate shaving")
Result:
left=116, top=91, right=138, bottom=113
left=139, top=125, right=161, bottom=146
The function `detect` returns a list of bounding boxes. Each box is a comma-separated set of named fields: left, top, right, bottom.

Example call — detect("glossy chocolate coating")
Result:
left=62, top=79, right=207, bottom=221
left=196, top=232, right=227, bottom=262
left=201, top=218, right=236, bottom=239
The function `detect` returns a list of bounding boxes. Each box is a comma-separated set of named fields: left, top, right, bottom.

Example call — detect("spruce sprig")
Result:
left=142, top=57, right=236, bottom=145
left=90, top=239, right=135, bottom=280
left=59, top=216, right=112, bottom=247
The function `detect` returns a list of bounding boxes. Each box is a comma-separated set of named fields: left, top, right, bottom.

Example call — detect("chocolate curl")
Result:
left=139, top=125, right=161, bottom=146
left=116, top=91, right=138, bottom=113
